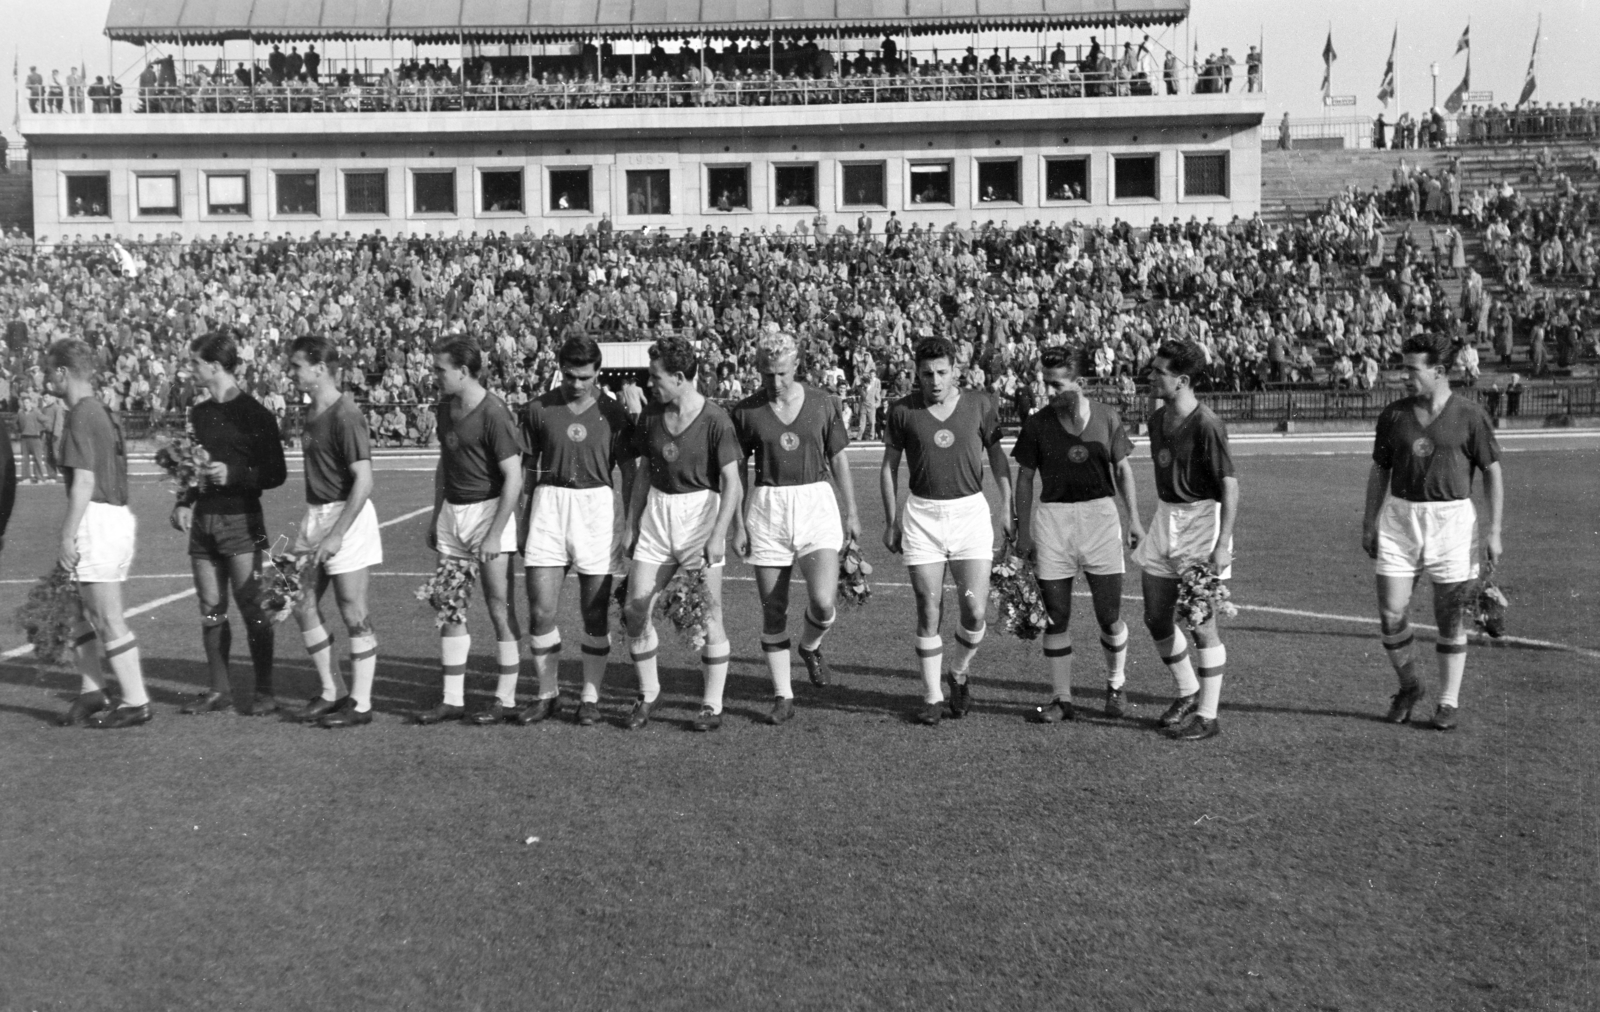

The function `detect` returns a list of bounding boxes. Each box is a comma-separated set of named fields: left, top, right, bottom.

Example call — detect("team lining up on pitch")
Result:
left=42, top=324, right=1503, bottom=737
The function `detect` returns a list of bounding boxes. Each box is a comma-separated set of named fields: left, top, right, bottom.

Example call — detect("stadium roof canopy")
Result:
left=105, top=0, right=1189, bottom=45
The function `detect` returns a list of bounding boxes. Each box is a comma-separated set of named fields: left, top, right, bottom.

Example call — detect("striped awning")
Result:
left=105, top=0, right=1189, bottom=43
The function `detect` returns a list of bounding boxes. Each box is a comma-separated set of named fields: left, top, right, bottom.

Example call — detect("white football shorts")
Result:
left=901, top=492, right=994, bottom=567
left=293, top=500, right=384, bottom=575
left=73, top=501, right=137, bottom=583
left=1135, top=499, right=1232, bottom=580
left=1032, top=497, right=1126, bottom=580
left=744, top=482, right=844, bottom=567
left=436, top=499, right=519, bottom=559
left=1375, top=496, right=1479, bottom=584
left=633, top=487, right=723, bottom=569
left=523, top=484, right=616, bottom=576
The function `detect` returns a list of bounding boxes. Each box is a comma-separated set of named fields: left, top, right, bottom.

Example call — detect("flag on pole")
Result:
left=1377, top=27, right=1397, bottom=107
left=1516, top=16, right=1540, bottom=108
left=1320, top=30, right=1336, bottom=95
left=1454, top=24, right=1470, bottom=56
left=1445, top=54, right=1470, bottom=113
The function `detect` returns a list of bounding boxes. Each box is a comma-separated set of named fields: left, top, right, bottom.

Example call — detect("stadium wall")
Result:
left=22, top=96, right=1262, bottom=239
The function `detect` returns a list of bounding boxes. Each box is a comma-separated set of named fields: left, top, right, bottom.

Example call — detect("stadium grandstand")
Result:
left=17, top=0, right=1264, bottom=239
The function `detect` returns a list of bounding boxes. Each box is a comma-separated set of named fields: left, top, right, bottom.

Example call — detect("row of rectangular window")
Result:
left=61, top=153, right=1230, bottom=221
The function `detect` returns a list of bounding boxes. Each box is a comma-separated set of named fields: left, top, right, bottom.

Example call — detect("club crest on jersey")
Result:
left=1157, top=448, right=1173, bottom=467
left=779, top=431, right=800, bottom=452
left=567, top=423, right=588, bottom=443
left=661, top=441, right=680, bottom=462
left=1067, top=445, right=1090, bottom=464
left=445, top=432, right=461, bottom=450
left=933, top=429, right=955, bottom=448
left=1411, top=436, right=1435, bottom=457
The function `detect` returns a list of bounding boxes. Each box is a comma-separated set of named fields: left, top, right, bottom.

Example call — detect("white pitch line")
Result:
left=0, top=506, right=435, bottom=661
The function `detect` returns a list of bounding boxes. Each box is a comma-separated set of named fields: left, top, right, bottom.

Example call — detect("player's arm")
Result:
left=481, top=454, right=523, bottom=564
left=987, top=438, right=1014, bottom=538
left=829, top=447, right=862, bottom=543
left=878, top=444, right=903, bottom=554
left=730, top=452, right=753, bottom=557
left=624, top=457, right=650, bottom=551
left=59, top=467, right=92, bottom=570
left=1114, top=456, right=1144, bottom=548
left=1361, top=463, right=1390, bottom=559
left=1014, top=465, right=1036, bottom=558
left=1212, top=475, right=1239, bottom=573
left=706, top=458, right=743, bottom=567
left=314, top=459, right=373, bottom=566
left=1481, top=461, right=1504, bottom=570
left=428, top=458, right=444, bottom=550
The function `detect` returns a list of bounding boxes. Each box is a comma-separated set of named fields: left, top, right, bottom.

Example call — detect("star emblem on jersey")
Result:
left=662, top=441, right=680, bottom=462
left=1067, top=445, right=1090, bottom=464
left=1412, top=436, right=1436, bottom=458
left=933, top=429, right=955, bottom=448
left=1157, top=448, right=1173, bottom=467
left=779, top=431, right=800, bottom=452
left=445, top=433, right=460, bottom=450
left=567, top=423, right=588, bottom=443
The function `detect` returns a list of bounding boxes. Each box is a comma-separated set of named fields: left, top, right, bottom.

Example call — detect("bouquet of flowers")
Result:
left=837, top=537, right=873, bottom=607
left=415, top=556, right=480, bottom=628
left=1467, top=577, right=1509, bottom=639
left=12, top=566, right=83, bottom=667
left=653, top=567, right=714, bottom=650
left=253, top=552, right=314, bottom=625
left=988, top=534, right=1049, bottom=641
left=153, top=432, right=211, bottom=499
left=1175, top=562, right=1238, bottom=629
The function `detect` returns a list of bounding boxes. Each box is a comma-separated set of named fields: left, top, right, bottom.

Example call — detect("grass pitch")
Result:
left=0, top=438, right=1596, bottom=1011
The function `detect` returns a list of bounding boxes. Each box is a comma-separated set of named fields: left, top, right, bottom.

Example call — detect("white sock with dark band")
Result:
left=701, top=640, right=731, bottom=714
left=349, top=634, right=377, bottom=712
left=441, top=633, right=470, bottom=706
left=495, top=640, right=521, bottom=707
left=631, top=626, right=661, bottom=703
left=1155, top=629, right=1200, bottom=697
left=103, top=633, right=149, bottom=708
left=528, top=629, right=562, bottom=700
left=1383, top=624, right=1418, bottom=687
left=580, top=633, right=610, bottom=704
left=799, top=607, right=835, bottom=652
left=302, top=624, right=343, bottom=701
left=762, top=631, right=794, bottom=699
left=71, top=622, right=106, bottom=695
left=949, top=623, right=986, bottom=680
left=916, top=635, right=944, bottom=703
left=1436, top=638, right=1467, bottom=708
left=1194, top=644, right=1226, bottom=720
left=1043, top=633, right=1073, bottom=700
left=1100, top=622, right=1129, bottom=689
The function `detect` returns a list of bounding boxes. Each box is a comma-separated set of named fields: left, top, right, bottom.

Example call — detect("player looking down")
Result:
left=1012, top=346, right=1143, bottom=722
left=1134, top=340, right=1239, bottom=741
left=620, top=337, right=743, bottom=732
left=1363, top=332, right=1503, bottom=732
left=418, top=336, right=525, bottom=726
left=730, top=331, right=862, bottom=725
left=174, top=331, right=288, bottom=717
left=519, top=336, right=636, bottom=727
left=880, top=336, right=1013, bottom=725
left=285, top=336, right=383, bottom=729
left=49, top=339, right=153, bottom=729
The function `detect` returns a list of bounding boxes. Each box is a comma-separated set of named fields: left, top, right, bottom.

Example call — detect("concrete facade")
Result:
left=22, top=95, right=1264, bottom=239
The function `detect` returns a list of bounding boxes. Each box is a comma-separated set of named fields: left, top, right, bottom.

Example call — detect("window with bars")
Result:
left=1183, top=153, right=1229, bottom=198
left=344, top=171, right=387, bottom=215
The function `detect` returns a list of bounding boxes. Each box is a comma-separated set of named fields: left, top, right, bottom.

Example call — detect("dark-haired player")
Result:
left=730, top=331, right=861, bottom=725
left=286, top=336, right=382, bottom=728
left=620, top=337, right=743, bottom=731
left=880, top=336, right=1012, bottom=725
left=1013, top=346, right=1143, bottom=722
left=174, top=331, right=287, bottom=717
left=520, top=336, right=636, bottom=727
left=1363, top=332, right=1503, bottom=731
left=48, top=339, right=153, bottom=728
left=418, top=336, right=525, bottom=725
left=1134, top=340, right=1239, bottom=741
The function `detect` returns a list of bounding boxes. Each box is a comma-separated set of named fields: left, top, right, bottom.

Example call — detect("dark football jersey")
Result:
left=630, top=400, right=742, bottom=495
left=60, top=397, right=128, bottom=507
left=1147, top=403, right=1235, bottom=505
left=189, top=393, right=287, bottom=516
left=1012, top=401, right=1132, bottom=503
left=439, top=392, right=524, bottom=505
left=1373, top=395, right=1500, bottom=502
left=730, top=384, right=850, bottom=487
left=522, top=391, right=632, bottom=490
left=885, top=390, right=1002, bottom=500
left=300, top=393, right=371, bottom=505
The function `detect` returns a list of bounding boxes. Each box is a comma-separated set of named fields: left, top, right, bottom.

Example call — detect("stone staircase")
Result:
left=0, top=173, right=32, bottom=235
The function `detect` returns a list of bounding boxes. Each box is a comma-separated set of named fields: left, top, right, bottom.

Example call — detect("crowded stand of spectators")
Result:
left=27, top=34, right=1257, bottom=117
left=1373, top=101, right=1599, bottom=150
left=3, top=180, right=1590, bottom=446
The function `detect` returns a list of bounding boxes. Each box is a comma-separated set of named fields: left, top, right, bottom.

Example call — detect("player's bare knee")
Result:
left=337, top=601, right=369, bottom=634
left=622, top=597, right=652, bottom=633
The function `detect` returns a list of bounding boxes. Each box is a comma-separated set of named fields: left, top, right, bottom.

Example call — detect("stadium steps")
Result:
left=0, top=174, right=33, bottom=235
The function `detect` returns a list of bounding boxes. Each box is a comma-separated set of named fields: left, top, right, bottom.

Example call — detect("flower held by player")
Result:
left=1175, top=562, right=1237, bottom=629
left=989, top=535, right=1049, bottom=640
left=654, top=568, right=714, bottom=650
left=416, top=556, right=481, bottom=629
left=13, top=566, right=84, bottom=666
left=838, top=537, right=873, bottom=607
